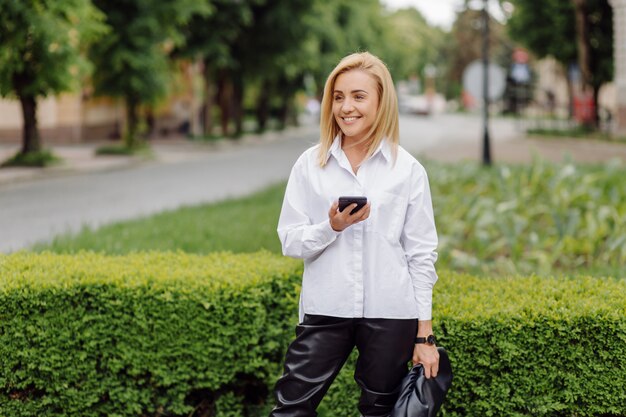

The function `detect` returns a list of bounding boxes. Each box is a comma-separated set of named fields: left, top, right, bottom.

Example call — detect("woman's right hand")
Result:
left=328, top=201, right=371, bottom=232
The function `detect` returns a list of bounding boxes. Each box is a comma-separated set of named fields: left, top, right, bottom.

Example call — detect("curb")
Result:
left=0, top=123, right=319, bottom=188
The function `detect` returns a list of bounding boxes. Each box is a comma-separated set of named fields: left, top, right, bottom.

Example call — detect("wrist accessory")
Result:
left=415, top=334, right=436, bottom=345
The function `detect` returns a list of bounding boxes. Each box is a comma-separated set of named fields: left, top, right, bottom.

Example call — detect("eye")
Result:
left=333, top=95, right=343, bottom=101
left=355, top=95, right=365, bottom=100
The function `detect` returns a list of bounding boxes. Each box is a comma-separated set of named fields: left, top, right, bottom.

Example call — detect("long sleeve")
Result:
left=401, top=164, right=439, bottom=320
left=277, top=158, right=340, bottom=260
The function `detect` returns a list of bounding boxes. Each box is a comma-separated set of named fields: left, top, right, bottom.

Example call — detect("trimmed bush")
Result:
left=1, top=252, right=625, bottom=416
left=321, top=274, right=626, bottom=417
left=0, top=251, right=301, bottom=416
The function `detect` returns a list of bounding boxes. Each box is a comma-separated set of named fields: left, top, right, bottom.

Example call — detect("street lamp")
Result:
left=481, top=0, right=492, bottom=166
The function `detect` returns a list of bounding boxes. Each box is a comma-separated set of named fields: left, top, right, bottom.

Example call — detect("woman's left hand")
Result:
left=412, top=343, right=439, bottom=379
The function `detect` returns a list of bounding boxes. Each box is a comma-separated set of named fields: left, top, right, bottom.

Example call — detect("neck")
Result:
left=342, top=135, right=370, bottom=154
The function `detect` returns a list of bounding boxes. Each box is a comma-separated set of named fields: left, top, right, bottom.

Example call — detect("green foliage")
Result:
left=0, top=251, right=302, bottom=417
left=307, top=0, right=391, bottom=91
left=1, top=253, right=624, bottom=416
left=0, top=0, right=107, bottom=154
left=526, top=126, right=626, bottom=142
left=0, top=150, right=60, bottom=168
left=507, top=0, right=613, bottom=89
left=0, top=0, right=106, bottom=98
left=445, top=8, right=511, bottom=99
left=40, top=159, right=626, bottom=278
left=89, top=0, right=208, bottom=102
left=430, top=158, right=626, bottom=277
left=507, top=0, right=577, bottom=66
left=383, top=7, right=448, bottom=82
left=89, top=0, right=210, bottom=146
left=95, top=143, right=152, bottom=156
left=321, top=273, right=626, bottom=417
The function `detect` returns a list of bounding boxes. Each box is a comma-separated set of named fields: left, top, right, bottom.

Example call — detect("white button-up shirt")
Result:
left=277, top=136, right=439, bottom=323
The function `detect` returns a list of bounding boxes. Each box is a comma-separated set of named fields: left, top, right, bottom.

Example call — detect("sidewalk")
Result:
left=420, top=134, right=626, bottom=164
left=2, top=116, right=626, bottom=188
left=0, top=124, right=318, bottom=187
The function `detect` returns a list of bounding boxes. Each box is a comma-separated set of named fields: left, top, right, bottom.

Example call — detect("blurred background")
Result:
left=0, top=0, right=623, bottom=151
left=1, top=0, right=626, bottom=277
left=2, top=2, right=626, bottom=416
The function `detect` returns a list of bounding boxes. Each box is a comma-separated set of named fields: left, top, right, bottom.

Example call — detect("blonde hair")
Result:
left=318, top=51, right=399, bottom=167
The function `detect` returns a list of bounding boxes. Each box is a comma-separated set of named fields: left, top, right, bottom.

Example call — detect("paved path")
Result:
left=2, top=113, right=626, bottom=252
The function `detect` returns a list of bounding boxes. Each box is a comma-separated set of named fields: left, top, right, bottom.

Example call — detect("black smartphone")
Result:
left=338, top=196, right=368, bottom=215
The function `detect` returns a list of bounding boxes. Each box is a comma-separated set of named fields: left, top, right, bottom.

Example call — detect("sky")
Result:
left=381, top=0, right=507, bottom=30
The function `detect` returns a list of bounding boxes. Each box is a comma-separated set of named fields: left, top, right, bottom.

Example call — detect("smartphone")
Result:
left=338, top=196, right=368, bottom=215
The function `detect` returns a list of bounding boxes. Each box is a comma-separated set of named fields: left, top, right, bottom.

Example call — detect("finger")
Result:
left=431, top=365, right=439, bottom=378
left=359, top=203, right=371, bottom=220
left=424, top=365, right=432, bottom=379
left=432, top=353, right=440, bottom=377
left=350, top=203, right=367, bottom=218
left=329, top=201, right=338, bottom=217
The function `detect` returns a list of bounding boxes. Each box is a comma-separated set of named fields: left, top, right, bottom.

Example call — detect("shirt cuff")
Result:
left=415, top=287, right=433, bottom=320
left=324, top=218, right=341, bottom=238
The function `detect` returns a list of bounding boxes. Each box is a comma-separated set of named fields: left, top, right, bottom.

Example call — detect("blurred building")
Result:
left=531, top=57, right=616, bottom=120
left=610, top=0, right=626, bottom=135
left=0, top=62, right=200, bottom=144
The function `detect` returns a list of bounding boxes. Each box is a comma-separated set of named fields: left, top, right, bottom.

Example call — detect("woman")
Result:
left=271, top=52, right=440, bottom=417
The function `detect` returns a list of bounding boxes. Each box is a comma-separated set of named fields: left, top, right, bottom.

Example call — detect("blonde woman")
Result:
left=271, top=52, right=440, bottom=417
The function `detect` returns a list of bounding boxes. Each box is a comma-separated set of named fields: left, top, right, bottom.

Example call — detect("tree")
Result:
left=89, top=0, right=209, bottom=148
left=507, top=0, right=613, bottom=125
left=383, top=7, right=449, bottom=95
left=445, top=8, right=509, bottom=100
left=571, top=0, right=613, bottom=125
left=235, top=0, right=319, bottom=132
left=307, top=0, right=390, bottom=95
left=173, top=0, right=257, bottom=137
left=0, top=0, right=105, bottom=162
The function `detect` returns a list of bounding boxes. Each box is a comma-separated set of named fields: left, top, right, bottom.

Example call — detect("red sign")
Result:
left=574, top=92, right=595, bottom=124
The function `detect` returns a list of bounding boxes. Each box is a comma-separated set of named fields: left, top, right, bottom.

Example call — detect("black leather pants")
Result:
left=269, top=314, right=418, bottom=417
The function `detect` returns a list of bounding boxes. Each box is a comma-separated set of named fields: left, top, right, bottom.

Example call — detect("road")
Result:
left=0, top=113, right=521, bottom=252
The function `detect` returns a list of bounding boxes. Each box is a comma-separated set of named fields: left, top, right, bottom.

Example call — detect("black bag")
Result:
left=391, top=347, right=453, bottom=417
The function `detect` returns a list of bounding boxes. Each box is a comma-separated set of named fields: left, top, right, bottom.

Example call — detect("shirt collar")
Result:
left=326, top=135, right=342, bottom=163
left=326, top=135, right=392, bottom=164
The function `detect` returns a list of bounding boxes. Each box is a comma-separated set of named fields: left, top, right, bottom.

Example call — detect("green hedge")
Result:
left=0, top=251, right=301, bottom=417
left=1, top=252, right=625, bottom=416
left=320, top=274, right=626, bottom=417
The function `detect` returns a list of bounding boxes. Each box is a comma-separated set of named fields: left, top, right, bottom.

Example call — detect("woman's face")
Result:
left=332, top=69, right=379, bottom=144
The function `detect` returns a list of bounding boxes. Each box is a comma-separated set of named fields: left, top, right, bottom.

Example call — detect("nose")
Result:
left=341, top=98, right=355, bottom=113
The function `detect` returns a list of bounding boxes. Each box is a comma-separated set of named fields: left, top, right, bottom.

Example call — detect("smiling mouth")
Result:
left=342, top=116, right=360, bottom=122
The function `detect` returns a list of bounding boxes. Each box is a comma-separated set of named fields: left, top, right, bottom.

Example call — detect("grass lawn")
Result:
left=36, top=184, right=285, bottom=255
left=37, top=159, right=626, bottom=278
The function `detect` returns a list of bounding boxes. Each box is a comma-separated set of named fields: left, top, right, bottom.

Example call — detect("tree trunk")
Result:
left=202, top=60, right=214, bottom=137
left=125, top=95, right=140, bottom=148
left=592, top=83, right=601, bottom=128
left=566, top=77, right=575, bottom=120
left=216, top=69, right=232, bottom=137
left=256, top=79, right=271, bottom=133
left=144, top=107, right=155, bottom=139
left=572, top=0, right=593, bottom=92
left=287, top=94, right=299, bottom=127
left=232, top=70, right=244, bottom=138
left=277, top=100, right=288, bottom=131
left=19, top=95, right=41, bottom=154
left=573, top=0, right=597, bottom=127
